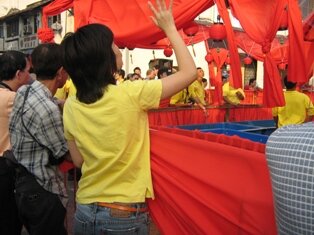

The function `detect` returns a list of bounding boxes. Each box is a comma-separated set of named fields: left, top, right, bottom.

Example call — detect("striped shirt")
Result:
left=9, top=80, right=68, bottom=197
left=266, top=122, right=314, bottom=235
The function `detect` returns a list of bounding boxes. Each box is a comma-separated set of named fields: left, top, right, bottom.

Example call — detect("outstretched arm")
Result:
left=148, top=0, right=197, bottom=99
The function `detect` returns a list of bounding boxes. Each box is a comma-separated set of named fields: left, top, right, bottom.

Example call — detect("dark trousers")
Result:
left=0, top=158, right=23, bottom=235
left=15, top=165, right=67, bottom=235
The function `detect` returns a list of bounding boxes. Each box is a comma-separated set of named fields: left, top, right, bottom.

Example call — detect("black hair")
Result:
left=153, top=64, right=160, bottom=70
left=31, top=43, right=62, bottom=80
left=133, top=67, right=141, bottom=72
left=0, top=50, right=27, bottom=81
left=116, top=69, right=125, bottom=78
left=249, top=78, right=256, bottom=85
left=157, top=67, right=172, bottom=79
left=202, top=78, right=207, bottom=83
left=61, top=23, right=117, bottom=104
left=197, top=67, right=202, bottom=70
left=284, top=76, right=296, bottom=89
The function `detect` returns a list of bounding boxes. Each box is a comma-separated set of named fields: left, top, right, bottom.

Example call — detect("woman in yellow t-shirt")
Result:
left=61, top=0, right=197, bottom=234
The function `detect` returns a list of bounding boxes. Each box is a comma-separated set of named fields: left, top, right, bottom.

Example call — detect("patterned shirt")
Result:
left=266, top=122, right=314, bottom=235
left=9, top=80, right=68, bottom=197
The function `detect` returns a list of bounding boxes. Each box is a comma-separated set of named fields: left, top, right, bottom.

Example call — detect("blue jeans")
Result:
left=74, top=203, right=150, bottom=235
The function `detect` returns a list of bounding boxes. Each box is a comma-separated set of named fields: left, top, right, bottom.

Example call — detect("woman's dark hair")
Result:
left=31, top=43, right=62, bottom=80
left=61, top=23, right=117, bottom=104
left=0, top=51, right=27, bottom=81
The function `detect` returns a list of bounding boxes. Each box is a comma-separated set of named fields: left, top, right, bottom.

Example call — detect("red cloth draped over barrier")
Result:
left=147, top=128, right=276, bottom=234
left=229, top=0, right=286, bottom=107
left=148, top=106, right=273, bottom=126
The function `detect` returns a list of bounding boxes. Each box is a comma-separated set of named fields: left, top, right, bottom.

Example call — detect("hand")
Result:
left=201, top=106, right=208, bottom=117
left=148, top=0, right=176, bottom=34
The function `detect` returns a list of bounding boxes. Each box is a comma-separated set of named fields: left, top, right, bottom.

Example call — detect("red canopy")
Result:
left=40, top=0, right=313, bottom=107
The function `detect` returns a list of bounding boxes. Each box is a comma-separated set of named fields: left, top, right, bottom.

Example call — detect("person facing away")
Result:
left=272, top=75, right=314, bottom=128
left=8, top=43, right=70, bottom=235
left=266, top=119, right=314, bottom=234
left=60, top=0, right=197, bottom=234
left=0, top=50, right=31, bottom=235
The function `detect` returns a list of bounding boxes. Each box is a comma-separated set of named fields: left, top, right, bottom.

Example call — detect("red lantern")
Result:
left=37, top=28, right=54, bottom=43
left=210, top=23, right=227, bottom=41
left=183, top=22, right=199, bottom=37
left=243, top=56, right=253, bottom=65
left=278, top=9, right=288, bottom=31
left=205, top=53, right=213, bottom=63
left=278, top=63, right=286, bottom=70
left=164, top=47, right=173, bottom=57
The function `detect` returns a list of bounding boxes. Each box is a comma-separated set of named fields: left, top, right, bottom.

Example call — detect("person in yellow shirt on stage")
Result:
left=170, top=88, right=190, bottom=106
left=188, top=67, right=207, bottom=111
left=272, top=76, right=314, bottom=128
left=222, top=72, right=245, bottom=106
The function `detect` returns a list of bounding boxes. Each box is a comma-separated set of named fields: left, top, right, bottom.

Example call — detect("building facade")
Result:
left=0, top=0, right=73, bottom=54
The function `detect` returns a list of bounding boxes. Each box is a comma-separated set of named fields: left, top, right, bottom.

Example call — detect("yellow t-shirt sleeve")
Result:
left=129, top=80, right=162, bottom=110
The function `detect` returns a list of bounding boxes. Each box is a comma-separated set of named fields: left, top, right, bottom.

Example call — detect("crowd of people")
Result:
left=0, top=0, right=313, bottom=234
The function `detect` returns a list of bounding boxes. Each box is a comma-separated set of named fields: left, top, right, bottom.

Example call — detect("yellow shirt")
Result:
left=54, top=79, right=76, bottom=100
left=272, top=90, right=314, bottom=127
left=223, top=82, right=245, bottom=105
left=170, top=89, right=187, bottom=105
left=63, top=80, right=162, bottom=204
left=188, top=80, right=206, bottom=105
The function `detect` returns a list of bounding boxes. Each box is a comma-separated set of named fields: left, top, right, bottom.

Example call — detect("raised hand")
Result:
left=147, top=0, right=197, bottom=99
left=148, top=0, right=176, bottom=34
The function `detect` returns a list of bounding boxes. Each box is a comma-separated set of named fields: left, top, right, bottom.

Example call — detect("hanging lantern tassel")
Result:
left=152, top=50, right=156, bottom=60
left=130, top=53, right=133, bottom=64
left=191, top=44, right=196, bottom=57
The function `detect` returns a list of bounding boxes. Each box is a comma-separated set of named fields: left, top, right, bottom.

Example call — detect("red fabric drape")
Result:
left=209, top=48, right=229, bottom=105
left=41, top=0, right=73, bottom=27
left=303, top=11, right=314, bottom=42
left=215, top=0, right=242, bottom=89
left=287, top=0, right=307, bottom=83
left=235, top=31, right=289, bottom=64
left=148, top=106, right=273, bottom=126
left=148, top=128, right=276, bottom=234
left=229, top=0, right=286, bottom=107
left=73, top=0, right=214, bottom=48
